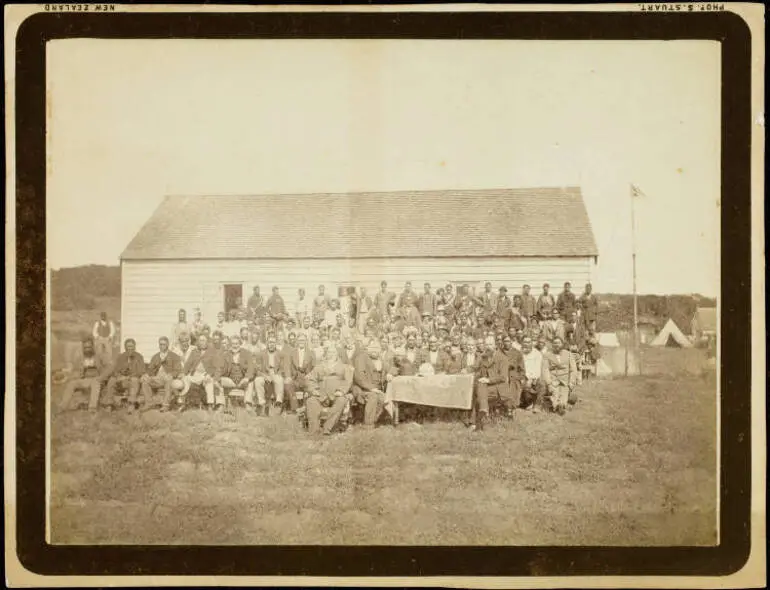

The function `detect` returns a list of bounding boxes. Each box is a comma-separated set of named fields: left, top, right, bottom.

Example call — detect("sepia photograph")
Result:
left=43, top=34, right=726, bottom=549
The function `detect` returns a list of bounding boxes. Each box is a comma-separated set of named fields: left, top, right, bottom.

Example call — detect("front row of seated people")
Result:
left=58, top=329, right=579, bottom=433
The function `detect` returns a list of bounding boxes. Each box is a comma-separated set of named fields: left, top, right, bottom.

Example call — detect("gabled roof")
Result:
left=121, top=187, right=598, bottom=260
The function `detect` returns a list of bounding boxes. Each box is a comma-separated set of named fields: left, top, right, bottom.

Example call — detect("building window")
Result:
left=223, top=284, right=243, bottom=314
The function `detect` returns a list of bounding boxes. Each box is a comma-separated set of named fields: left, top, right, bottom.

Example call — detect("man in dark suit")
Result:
left=556, top=281, right=578, bottom=319
left=140, top=336, right=183, bottom=412
left=103, top=338, right=146, bottom=413
left=266, top=286, right=288, bottom=332
left=471, top=336, right=510, bottom=431
left=420, top=335, right=451, bottom=374
left=220, top=334, right=256, bottom=410
left=284, top=333, right=316, bottom=414
left=352, top=341, right=388, bottom=427
left=255, top=335, right=290, bottom=415
left=500, top=335, right=525, bottom=412
left=419, top=283, right=437, bottom=319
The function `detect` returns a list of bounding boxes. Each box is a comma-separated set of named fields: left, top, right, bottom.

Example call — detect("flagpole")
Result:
left=631, top=184, right=639, bottom=364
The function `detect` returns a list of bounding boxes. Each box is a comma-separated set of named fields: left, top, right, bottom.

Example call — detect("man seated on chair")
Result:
left=103, top=338, right=146, bottom=413
left=351, top=340, right=389, bottom=428
left=543, top=336, right=578, bottom=415
left=421, top=334, right=451, bottom=374
left=180, top=333, right=225, bottom=411
left=255, top=335, right=289, bottom=416
left=140, top=336, right=183, bottom=412
left=471, top=336, right=511, bottom=431
left=58, top=336, right=109, bottom=413
left=520, top=336, right=547, bottom=413
left=220, top=334, right=256, bottom=411
left=304, top=345, right=353, bottom=436
left=284, top=333, right=316, bottom=414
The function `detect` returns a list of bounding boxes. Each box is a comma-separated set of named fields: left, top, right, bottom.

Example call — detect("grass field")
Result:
left=49, top=371, right=717, bottom=546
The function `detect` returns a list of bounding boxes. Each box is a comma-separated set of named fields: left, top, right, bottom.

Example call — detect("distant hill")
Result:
left=51, top=265, right=121, bottom=311
left=596, top=293, right=717, bottom=335
left=50, top=265, right=716, bottom=333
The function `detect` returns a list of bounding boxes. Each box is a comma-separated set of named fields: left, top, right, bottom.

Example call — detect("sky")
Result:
left=46, top=39, right=720, bottom=296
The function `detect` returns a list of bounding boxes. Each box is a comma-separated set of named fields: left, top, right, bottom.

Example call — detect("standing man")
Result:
left=474, top=282, right=498, bottom=315
left=543, top=336, right=578, bottom=415
left=496, top=286, right=512, bottom=317
left=556, top=282, right=577, bottom=319
left=520, top=336, right=546, bottom=413
left=293, top=288, right=310, bottom=326
left=103, top=338, right=146, bottom=413
left=397, top=281, right=421, bottom=330
left=248, top=286, right=266, bottom=322
left=92, top=311, right=116, bottom=365
left=140, top=336, right=183, bottom=412
left=313, top=285, right=331, bottom=324
left=419, top=283, right=437, bottom=319
left=520, top=284, right=537, bottom=327
left=578, top=283, right=599, bottom=333
left=58, top=336, right=108, bottom=413
left=267, top=286, right=288, bottom=333
left=170, top=309, right=189, bottom=348
left=356, top=286, right=373, bottom=334
left=536, top=283, right=556, bottom=321
left=373, top=281, right=394, bottom=324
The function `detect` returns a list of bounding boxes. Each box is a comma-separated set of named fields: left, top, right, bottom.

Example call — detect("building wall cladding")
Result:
left=122, top=256, right=595, bottom=354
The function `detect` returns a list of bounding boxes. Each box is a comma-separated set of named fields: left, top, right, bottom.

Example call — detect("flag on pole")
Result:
left=631, top=184, right=646, bottom=198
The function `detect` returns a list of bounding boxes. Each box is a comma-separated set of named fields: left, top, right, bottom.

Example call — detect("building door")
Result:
left=223, top=284, right=244, bottom=314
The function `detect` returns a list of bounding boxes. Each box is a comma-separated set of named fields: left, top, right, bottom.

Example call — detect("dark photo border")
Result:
left=15, top=8, right=752, bottom=578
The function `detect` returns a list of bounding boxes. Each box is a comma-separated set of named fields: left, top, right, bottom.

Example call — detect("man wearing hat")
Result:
left=58, top=336, right=109, bottom=413
left=351, top=340, right=389, bottom=427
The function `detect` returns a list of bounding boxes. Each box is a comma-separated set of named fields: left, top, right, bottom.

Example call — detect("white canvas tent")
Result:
left=650, top=318, right=693, bottom=348
left=597, top=332, right=620, bottom=347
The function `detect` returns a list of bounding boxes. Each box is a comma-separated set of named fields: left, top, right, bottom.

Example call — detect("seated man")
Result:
left=471, top=336, right=511, bottom=431
left=284, top=333, right=316, bottom=414
left=500, top=334, right=525, bottom=412
left=180, top=333, right=225, bottom=411
left=220, top=334, right=256, bottom=410
left=543, top=336, right=578, bottom=415
left=103, top=338, right=146, bottom=413
left=255, top=336, right=289, bottom=416
left=351, top=341, right=388, bottom=427
left=58, top=336, right=108, bottom=413
left=304, top=346, right=354, bottom=435
left=420, top=335, right=451, bottom=374
left=140, top=336, right=183, bottom=412
left=520, top=336, right=547, bottom=413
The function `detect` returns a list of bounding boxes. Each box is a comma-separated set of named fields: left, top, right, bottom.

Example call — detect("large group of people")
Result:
left=58, top=281, right=601, bottom=433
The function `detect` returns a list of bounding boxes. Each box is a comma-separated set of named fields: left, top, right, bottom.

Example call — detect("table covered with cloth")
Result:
left=384, top=374, right=475, bottom=419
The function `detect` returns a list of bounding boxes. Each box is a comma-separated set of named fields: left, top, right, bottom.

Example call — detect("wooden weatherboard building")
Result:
left=120, top=187, right=599, bottom=353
